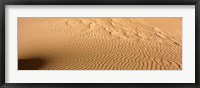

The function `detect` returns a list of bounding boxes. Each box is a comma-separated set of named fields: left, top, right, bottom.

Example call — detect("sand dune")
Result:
left=18, top=18, right=182, bottom=70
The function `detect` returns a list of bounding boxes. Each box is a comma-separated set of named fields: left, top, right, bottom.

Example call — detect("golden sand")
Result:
left=18, top=18, right=182, bottom=70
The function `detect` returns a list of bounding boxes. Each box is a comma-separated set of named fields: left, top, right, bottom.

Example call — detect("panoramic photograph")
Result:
left=18, top=18, right=182, bottom=70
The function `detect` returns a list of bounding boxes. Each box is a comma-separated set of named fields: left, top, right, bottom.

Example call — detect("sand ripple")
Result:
left=18, top=18, right=182, bottom=70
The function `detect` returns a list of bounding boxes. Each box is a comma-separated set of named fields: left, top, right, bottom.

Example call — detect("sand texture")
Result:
left=18, top=18, right=182, bottom=70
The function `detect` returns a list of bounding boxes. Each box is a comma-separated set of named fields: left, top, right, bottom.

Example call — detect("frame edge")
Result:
left=0, top=0, right=5, bottom=88
left=195, top=1, right=200, bottom=87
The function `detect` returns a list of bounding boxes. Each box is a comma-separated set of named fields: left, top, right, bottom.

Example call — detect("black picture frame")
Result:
left=0, top=0, right=200, bottom=88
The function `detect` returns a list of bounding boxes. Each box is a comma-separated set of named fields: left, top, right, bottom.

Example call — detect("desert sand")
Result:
left=18, top=18, right=182, bottom=70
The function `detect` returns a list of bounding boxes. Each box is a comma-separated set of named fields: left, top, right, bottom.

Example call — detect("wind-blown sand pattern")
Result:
left=18, top=18, right=182, bottom=70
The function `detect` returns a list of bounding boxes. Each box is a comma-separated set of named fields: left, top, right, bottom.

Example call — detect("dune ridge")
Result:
left=18, top=18, right=182, bottom=70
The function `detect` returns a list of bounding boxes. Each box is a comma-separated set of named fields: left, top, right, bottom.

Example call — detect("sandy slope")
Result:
left=18, top=18, right=182, bottom=70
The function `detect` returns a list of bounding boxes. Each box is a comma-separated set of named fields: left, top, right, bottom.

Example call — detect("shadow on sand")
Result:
left=18, top=58, right=45, bottom=70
